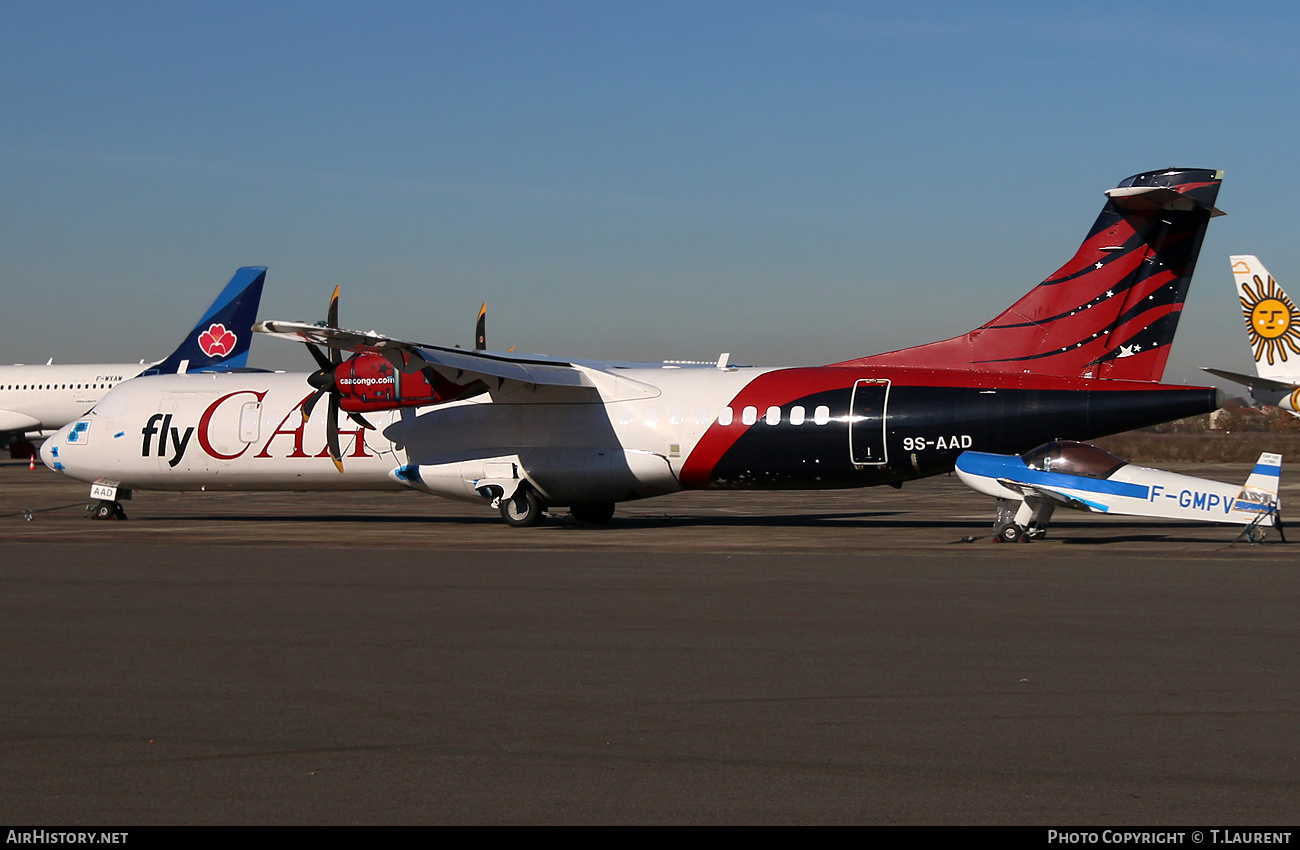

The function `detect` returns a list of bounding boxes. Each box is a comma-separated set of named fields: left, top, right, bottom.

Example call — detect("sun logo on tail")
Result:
left=1240, top=273, right=1300, bottom=366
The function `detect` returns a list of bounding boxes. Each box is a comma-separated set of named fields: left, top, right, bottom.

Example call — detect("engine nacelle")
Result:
left=335, top=353, right=453, bottom=412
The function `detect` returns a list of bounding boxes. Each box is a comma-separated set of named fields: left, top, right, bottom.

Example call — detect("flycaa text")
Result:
left=140, top=390, right=374, bottom=467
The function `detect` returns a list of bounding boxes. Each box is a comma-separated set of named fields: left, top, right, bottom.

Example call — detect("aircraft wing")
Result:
left=1201, top=367, right=1299, bottom=393
left=995, top=478, right=1107, bottom=513
left=254, top=320, right=598, bottom=390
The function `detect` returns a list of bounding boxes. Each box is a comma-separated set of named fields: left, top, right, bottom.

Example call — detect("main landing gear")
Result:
left=494, top=484, right=617, bottom=529
left=995, top=522, right=1047, bottom=543
left=500, top=486, right=547, bottom=528
left=992, top=497, right=1052, bottom=543
left=89, top=499, right=127, bottom=521
left=996, top=522, right=1025, bottom=543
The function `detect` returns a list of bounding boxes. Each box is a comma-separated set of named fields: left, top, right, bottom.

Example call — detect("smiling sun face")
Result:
left=1241, top=273, right=1300, bottom=366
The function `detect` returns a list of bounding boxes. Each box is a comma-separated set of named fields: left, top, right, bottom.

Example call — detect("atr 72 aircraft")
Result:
left=1203, top=255, right=1300, bottom=417
left=46, top=168, right=1226, bottom=527
left=1, top=267, right=266, bottom=453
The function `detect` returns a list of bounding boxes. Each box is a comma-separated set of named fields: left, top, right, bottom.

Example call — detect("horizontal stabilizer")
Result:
left=1105, top=185, right=1225, bottom=216
left=1201, top=367, right=1299, bottom=393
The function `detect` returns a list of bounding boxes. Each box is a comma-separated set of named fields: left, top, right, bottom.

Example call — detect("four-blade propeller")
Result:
left=297, top=293, right=492, bottom=472
left=300, top=286, right=374, bottom=473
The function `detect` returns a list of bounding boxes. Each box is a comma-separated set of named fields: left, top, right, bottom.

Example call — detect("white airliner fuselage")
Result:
left=0, top=364, right=139, bottom=436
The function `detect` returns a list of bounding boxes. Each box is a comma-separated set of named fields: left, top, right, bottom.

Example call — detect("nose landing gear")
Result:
left=89, top=499, right=127, bottom=521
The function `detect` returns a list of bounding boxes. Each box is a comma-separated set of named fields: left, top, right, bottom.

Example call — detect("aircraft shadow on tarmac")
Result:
left=150, top=508, right=910, bottom=528
left=129, top=508, right=1286, bottom=545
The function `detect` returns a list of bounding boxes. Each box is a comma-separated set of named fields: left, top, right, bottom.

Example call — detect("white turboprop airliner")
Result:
left=0, top=267, right=266, bottom=454
left=1203, top=255, right=1300, bottom=418
left=43, top=168, right=1230, bottom=526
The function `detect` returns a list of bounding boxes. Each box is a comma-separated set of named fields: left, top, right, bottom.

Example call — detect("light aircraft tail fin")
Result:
left=144, top=267, right=267, bottom=376
left=842, top=168, right=1224, bottom=381
left=1229, top=256, right=1300, bottom=376
left=1233, top=451, right=1282, bottom=523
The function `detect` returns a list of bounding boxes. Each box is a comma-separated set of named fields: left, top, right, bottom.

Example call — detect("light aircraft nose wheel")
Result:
left=995, top=523, right=1025, bottom=543
left=500, top=488, right=546, bottom=528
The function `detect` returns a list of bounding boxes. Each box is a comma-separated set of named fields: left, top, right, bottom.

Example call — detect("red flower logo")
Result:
left=198, top=323, right=238, bottom=357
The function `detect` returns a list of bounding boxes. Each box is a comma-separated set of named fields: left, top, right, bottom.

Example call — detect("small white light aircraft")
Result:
left=955, top=441, right=1282, bottom=542
left=1203, top=255, right=1300, bottom=417
left=43, top=168, right=1231, bottom=526
left=0, top=267, right=267, bottom=455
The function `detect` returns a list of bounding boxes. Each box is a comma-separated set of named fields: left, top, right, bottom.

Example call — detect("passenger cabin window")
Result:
left=765, top=406, right=780, bottom=425
left=790, top=406, right=805, bottom=425
left=813, top=405, right=830, bottom=425
left=741, top=406, right=757, bottom=425
left=1021, top=441, right=1126, bottom=479
left=718, top=407, right=733, bottom=426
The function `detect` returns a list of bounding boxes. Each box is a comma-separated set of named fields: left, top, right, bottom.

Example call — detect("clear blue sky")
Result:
left=3, top=1, right=1299, bottom=389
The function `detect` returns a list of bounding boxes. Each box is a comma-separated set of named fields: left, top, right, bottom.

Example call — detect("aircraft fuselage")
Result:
left=0, top=363, right=139, bottom=436
left=46, top=368, right=1220, bottom=511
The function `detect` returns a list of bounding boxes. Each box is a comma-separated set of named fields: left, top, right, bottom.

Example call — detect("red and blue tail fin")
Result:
left=842, top=168, right=1224, bottom=381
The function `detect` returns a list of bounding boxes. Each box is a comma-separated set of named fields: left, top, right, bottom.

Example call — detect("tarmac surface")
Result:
left=2, top=459, right=1299, bottom=824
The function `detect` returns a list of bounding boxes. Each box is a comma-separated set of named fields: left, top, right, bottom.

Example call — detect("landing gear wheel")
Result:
left=91, top=500, right=126, bottom=521
left=996, top=523, right=1025, bottom=543
left=500, top=488, right=546, bottom=528
left=570, top=502, right=615, bottom=525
